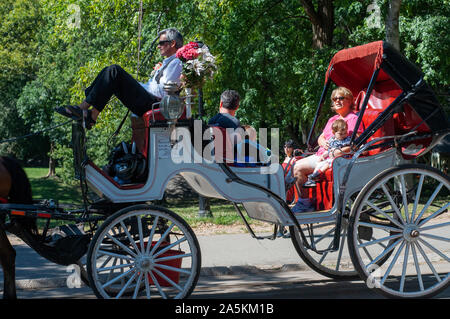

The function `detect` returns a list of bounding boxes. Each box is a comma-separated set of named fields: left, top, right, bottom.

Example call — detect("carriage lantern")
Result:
left=160, top=81, right=184, bottom=123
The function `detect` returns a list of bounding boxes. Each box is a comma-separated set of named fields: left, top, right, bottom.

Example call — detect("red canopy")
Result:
left=324, top=41, right=393, bottom=97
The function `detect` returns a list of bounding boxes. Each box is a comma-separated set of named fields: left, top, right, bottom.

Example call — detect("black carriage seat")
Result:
left=88, top=108, right=189, bottom=191
left=307, top=84, right=400, bottom=211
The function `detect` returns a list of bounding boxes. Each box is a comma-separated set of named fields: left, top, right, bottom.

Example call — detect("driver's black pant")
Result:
left=84, top=64, right=160, bottom=117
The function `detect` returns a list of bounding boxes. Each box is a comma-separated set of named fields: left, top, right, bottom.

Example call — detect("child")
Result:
left=304, top=119, right=351, bottom=187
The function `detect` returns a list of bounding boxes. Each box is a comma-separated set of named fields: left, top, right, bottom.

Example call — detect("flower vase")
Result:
left=185, top=87, right=192, bottom=119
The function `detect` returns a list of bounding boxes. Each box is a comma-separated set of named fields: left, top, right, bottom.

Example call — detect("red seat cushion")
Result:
left=131, top=107, right=187, bottom=158
left=355, top=89, right=396, bottom=156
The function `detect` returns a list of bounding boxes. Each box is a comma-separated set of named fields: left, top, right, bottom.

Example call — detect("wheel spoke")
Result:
left=120, top=221, right=140, bottom=254
left=144, top=271, right=152, bottom=299
left=155, top=253, right=192, bottom=263
left=358, top=238, right=375, bottom=262
left=366, top=201, right=404, bottom=228
left=415, top=240, right=442, bottom=282
left=101, top=268, right=135, bottom=289
left=132, top=271, right=144, bottom=299
left=98, top=249, right=134, bottom=261
left=399, top=175, right=410, bottom=223
left=418, top=202, right=450, bottom=227
left=358, top=234, right=403, bottom=248
left=414, top=182, right=444, bottom=224
left=400, top=242, right=410, bottom=292
left=115, top=270, right=138, bottom=299
left=150, top=223, right=175, bottom=255
left=417, top=238, right=450, bottom=263
left=380, top=240, right=406, bottom=285
left=137, top=216, right=145, bottom=254
left=98, top=263, right=134, bottom=273
left=411, top=243, right=424, bottom=291
left=420, top=221, right=450, bottom=231
left=145, top=216, right=159, bottom=255
left=381, top=184, right=405, bottom=225
left=154, top=263, right=191, bottom=275
left=311, top=226, right=335, bottom=246
left=411, top=174, right=425, bottom=222
left=105, top=233, right=137, bottom=258
left=420, top=233, right=450, bottom=243
left=367, top=238, right=403, bottom=268
left=152, top=268, right=183, bottom=292
left=357, top=221, right=402, bottom=233
left=152, top=237, right=187, bottom=259
left=317, top=242, right=332, bottom=264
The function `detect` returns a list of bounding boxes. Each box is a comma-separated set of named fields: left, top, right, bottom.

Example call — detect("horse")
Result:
left=0, top=156, right=35, bottom=299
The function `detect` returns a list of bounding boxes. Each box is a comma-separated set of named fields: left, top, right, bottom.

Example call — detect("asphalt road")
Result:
left=9, top=267, right=450, bottom=299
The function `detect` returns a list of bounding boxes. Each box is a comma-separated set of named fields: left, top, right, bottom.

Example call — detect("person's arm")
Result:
left=331, top=145, right=351, bottom=158
left=317, top=133, right=329, bottom=150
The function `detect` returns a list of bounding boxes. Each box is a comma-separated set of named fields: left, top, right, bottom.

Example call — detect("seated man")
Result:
left=208, top=89, right=241, bottom=129
left=208, top=90, right=270, bottom=165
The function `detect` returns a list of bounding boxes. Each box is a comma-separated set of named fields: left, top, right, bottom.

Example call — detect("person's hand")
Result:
left=321, top=139, right=330, bottom=150
left=179, top=74, right=186, bottom=88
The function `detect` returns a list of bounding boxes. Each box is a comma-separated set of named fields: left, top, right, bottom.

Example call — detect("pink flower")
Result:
left=176, top=42, right=200, bottom=61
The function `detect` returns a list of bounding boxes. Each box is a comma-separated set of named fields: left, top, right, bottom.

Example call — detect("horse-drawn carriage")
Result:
left=1, top=41, right=449, bottom=299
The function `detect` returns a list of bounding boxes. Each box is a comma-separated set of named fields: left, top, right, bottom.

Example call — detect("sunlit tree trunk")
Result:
left=386, top=0, right=402, bottom=50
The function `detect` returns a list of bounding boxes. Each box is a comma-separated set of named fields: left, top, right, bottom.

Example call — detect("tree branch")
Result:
left=300, top=0, right=320, bottom=26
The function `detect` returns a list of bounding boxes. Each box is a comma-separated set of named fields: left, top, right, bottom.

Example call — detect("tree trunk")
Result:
left=386, top=0, right=402, bottom=51
left=46, top=143, right=56, bottom=178
left=301, top=0, right=334, bottom=49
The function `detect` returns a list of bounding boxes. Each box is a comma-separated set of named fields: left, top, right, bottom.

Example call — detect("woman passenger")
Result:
left=291, top=87, right=363, bottom=213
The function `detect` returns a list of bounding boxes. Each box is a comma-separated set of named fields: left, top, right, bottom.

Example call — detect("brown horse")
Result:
left=0, top=156, right=34, bottom=299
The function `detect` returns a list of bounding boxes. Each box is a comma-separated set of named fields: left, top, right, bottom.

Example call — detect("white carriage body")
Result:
left=85, top=125, right=401, bottom=227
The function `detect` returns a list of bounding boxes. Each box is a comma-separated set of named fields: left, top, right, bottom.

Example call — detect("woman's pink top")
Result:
left=316, top=112, right=364, bottom=156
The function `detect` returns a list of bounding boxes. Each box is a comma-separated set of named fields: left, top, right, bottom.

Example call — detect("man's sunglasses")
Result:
left=158, top=40, right=173, bottom=46
left=332, top=96, right=347, bottom=102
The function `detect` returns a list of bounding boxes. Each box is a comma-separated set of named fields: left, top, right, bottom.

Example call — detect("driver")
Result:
left=55, top=28, right=183, bottom=129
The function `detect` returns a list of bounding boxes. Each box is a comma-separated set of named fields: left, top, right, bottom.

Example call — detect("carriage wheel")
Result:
left=289, top=202, right=358, bottom=280
left=87, top=204, right=201, bottom=299
left=348, top=164, right=450, bottom=298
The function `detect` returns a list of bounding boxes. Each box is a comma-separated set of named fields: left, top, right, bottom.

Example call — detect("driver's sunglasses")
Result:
left=332, top=96, right=347, bottom=102
left=158, top=40, right=172, bottom=46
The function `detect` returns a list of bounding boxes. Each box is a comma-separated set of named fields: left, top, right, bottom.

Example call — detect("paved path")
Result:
left=1, top=232, right=310, bottom=289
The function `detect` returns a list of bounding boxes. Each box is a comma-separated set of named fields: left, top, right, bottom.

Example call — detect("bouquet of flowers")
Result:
left=176, top=41, right=216, bottom=89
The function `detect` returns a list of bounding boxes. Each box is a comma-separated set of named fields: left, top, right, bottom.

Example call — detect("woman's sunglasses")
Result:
left=332, top=96, right=347, bottom=102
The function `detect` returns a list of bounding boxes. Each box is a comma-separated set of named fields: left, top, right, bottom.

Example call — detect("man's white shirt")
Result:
left=140, top=54, right=182, bottom=98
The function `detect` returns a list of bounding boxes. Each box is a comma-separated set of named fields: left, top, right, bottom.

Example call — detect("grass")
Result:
left=165, top=198, right=263, bottom=228
left=24, top=167, right=82, bottom=204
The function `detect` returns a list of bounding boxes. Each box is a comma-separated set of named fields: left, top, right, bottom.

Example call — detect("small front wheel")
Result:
left=87, top=204, right=201, bottom=299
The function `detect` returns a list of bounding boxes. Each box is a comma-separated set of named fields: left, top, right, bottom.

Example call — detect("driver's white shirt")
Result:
left=140, top=54, right=182, bottom=99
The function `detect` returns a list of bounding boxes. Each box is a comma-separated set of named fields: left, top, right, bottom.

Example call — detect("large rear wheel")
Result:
left=348, top=164, right=450, bottom=298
